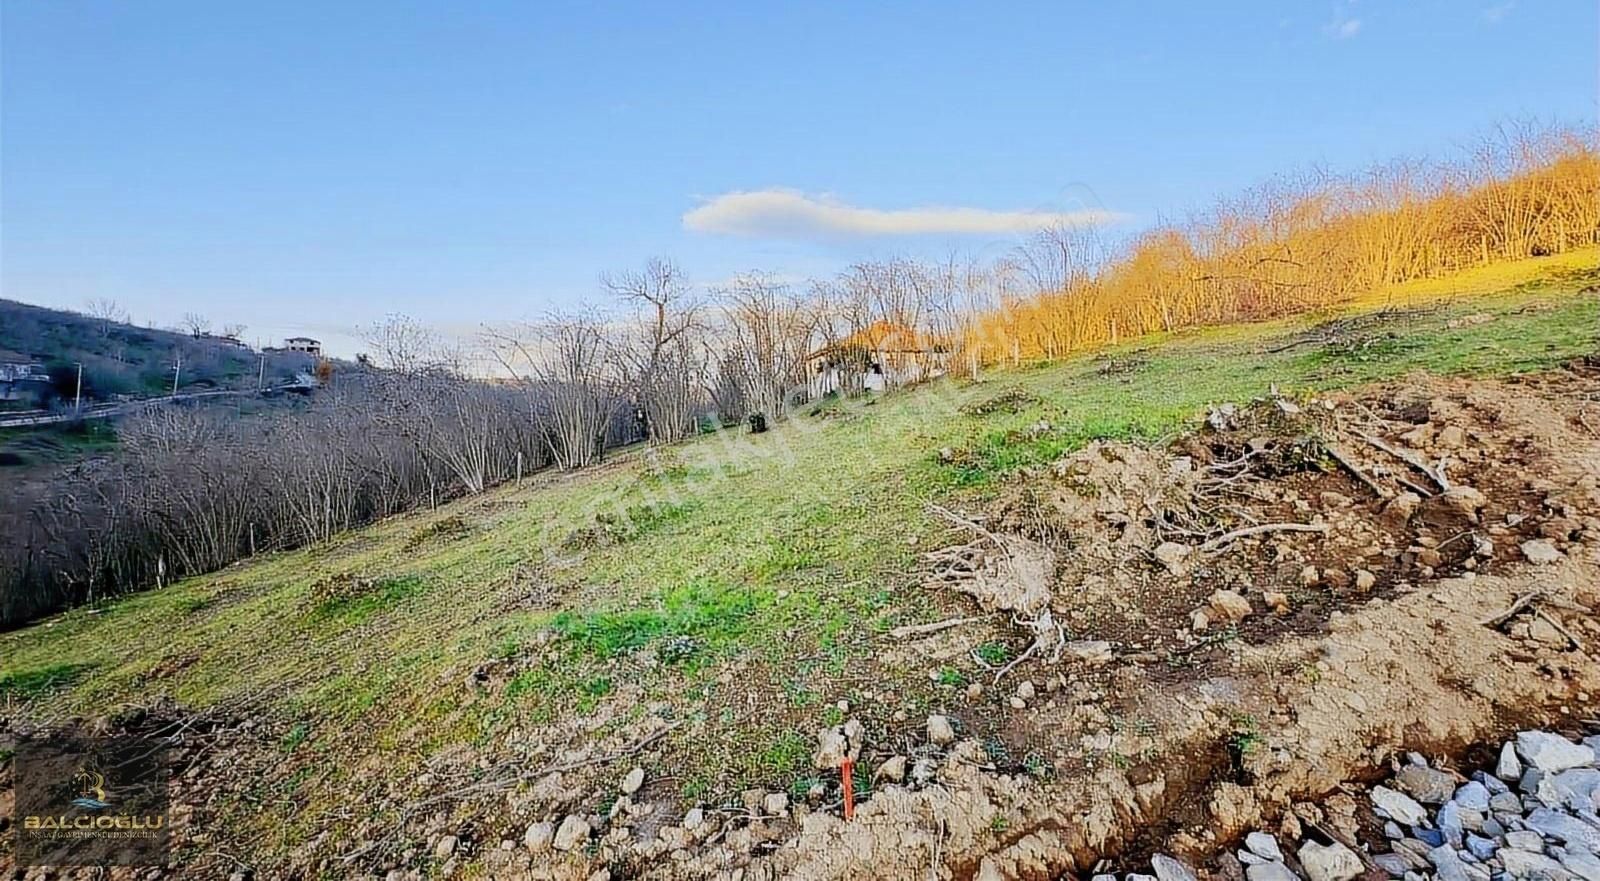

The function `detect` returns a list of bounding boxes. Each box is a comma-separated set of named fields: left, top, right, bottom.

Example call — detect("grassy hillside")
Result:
left=0, top=298, right=318, bottom=404
left=2, top=252, right=1596, bottom=867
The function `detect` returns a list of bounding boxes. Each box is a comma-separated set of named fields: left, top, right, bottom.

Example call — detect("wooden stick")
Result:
left=1534, top=608, right=1588, bottom=654
left=1480, top=591, right=1543, bottom=629
left=889, top=615, right=988, bottom=639
left=1323, top=443, right=1390, bottom=499
left=1358, top=432, right=1451, bottom=491
left=1199, top=522, right=1329, bottom=554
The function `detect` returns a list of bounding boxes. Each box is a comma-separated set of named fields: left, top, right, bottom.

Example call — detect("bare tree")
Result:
left=181, top=312, right=212, bottom=337
left=717, top=273, right=817, bottom=423
left=602, top=258, right=705, bottom=444
left=84, top=298, right=130, bottom=336
left=487, top=313, right=620, bottom=470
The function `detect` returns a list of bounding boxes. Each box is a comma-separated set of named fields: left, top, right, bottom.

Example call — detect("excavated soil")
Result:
left=5, top=366, right=1600, bottom=881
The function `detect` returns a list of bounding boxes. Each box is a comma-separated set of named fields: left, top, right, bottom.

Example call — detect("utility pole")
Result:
left=73, top=362, right=83, bottom=411
left=257, top=353, right=266, bottom=391
left=171, top=351, right=182, bottom=395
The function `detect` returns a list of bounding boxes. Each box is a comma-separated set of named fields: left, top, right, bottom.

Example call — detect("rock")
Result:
left=1065, top=640, right=1114, bottom=666
left=1396, top=765, right=1457, bottom=804
left=1453, top=781, right=1490, bottom=812
left=1016, top=680, right=1036, bottom=701
left=1299, top=840, right=1364, bottom=881
left=1009, top=696, right=1026, bottom=709
left=1490, top=791, right=1522, bottom=813
left=975, top=858, right=1006, bottom=881
left=1504, top=830, right=1544, bottom=851
left=927, top=715, right=957, bottom=746
left=1154, top=542, right=1193, bottom=574
left=1499, top=849, right=1570, bottom=880
left=762, top=792, right=789, bottom=815
left=875, top=755, right=907, bottom=783
left=1516, top=731, right=1595, bottom=772
left=552, top=815, right=591, bottom=851
left=1354, top=569, right=1377, bottom=591
left=1437, top=425, right=1467, bottom=448
left=1437, top=800, right=1464, bottom=848
left=1300, top=565, right=1321, bottom=586
left=1372, top=785, right=1429, bottom=825
left=1208, top=589, right=1253, bottom=622
left=1529, top=616, right=1568, bottom=646
left=1430, top=486, right=1487, bottom=523
left=435, top=835, right=458, bottom=859
left=1263, top=591, right=1291, bottom=614
left=1382, top=492, right=1423, bottom=528
left=682, top=808, right=706, bottom=832
left=1556, top=848, right=1600, bottom=881
left=523, top=821, right=554, bottom=853
left=1245, top=862, right=1298, bottom=881
left=910, top=757, right=938, bottom=785
left=1498, top=742, right=1524, bottom=781
left=1520, top=540, right=1563, bottom=565
left=1464, top=835, right=1497, bottom=862
left=813, top=719, right=865, bottom=769
left=1374, top=854, right=1410, bottom=877
left=621, top=767, right=646, bottom=795
left=1429, top=844, right=1470, bottom=881
left=1191, top=609, right=1211, bottom=632
left=1151, top=854, right=1198, bottom=881
left=1245, top=832, right=1284, bottom=862
left=1525, top=807, right=1600, bottom=851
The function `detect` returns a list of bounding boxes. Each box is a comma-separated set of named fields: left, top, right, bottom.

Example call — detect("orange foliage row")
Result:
left=966, top=125, right=1600, bottom=364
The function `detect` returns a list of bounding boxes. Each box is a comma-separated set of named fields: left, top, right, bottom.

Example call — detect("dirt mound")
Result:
left=960, top=385, right=1045, bottom=417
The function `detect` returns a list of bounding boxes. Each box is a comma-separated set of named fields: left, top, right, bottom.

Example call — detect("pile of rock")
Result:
left=1103, top=729, right=1598, bottom=881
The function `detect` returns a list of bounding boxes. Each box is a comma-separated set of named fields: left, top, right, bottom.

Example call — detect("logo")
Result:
left=12, top=734, right=170, bottom=866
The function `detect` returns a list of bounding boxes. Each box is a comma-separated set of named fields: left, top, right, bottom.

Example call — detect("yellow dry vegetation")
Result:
left=968, top=125, right=1599, bottom=364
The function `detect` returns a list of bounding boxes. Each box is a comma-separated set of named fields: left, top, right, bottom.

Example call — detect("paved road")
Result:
left=0, top=385, right=309, bottom=428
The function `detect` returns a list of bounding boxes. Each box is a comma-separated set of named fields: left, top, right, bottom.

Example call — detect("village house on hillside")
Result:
left=805, top=320, right=950, bottom=398
left=283, top=336, right=322, bottom=356
left=0, top=349, right=52, bottom=404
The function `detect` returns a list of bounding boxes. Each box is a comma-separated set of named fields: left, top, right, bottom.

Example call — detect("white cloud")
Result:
left=683, top=189, right=1124, bottom=239
left=1483, top=2, right=1514, bottom=22
left=1331, top=16, right=1361, bottom=38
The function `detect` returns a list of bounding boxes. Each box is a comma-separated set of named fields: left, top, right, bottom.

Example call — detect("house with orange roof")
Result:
left=805, top=320, right=950, bottom=398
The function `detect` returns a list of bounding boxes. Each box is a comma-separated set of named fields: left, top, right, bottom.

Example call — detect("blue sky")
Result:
left=3, top=1, right=1595, bottom=355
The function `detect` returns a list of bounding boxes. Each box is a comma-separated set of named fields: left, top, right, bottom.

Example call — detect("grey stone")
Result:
left=1524, top=768, right=1548, bottom=795
left=1552, top=769, right=1600, bottom=804
left=1505, top=831, right=1546, bottom=852
left=874, top=755, right=908, bottom=784
left=1429, top=844, right=1471, bottom=881
left=762, top=792, right=789, bottom=816
left=1246, top=832, right=1285, bottom=862
left=1239, top=852, right=1271, bottom=866
left=621, top=767, right=646, bottom=795
left=1456, top=781, right=1492, bottom=812
left=927, top=715, right=957, bottom=746
left=1557, top=848, right=1600, bottom=881
left=1500, top=848, right=1572, bottom=880
left=1128, top=875, right=1157, bottom=881
left=1519, top=539, right=1563, bottom=565
left=1151, top=854, right=1198, bottom=881
left=553, top=815, right=591, bottom=851
left=523, top=821, right=554, bottom=853
left=1300, top=840, right=1364, bottom=881
left=1466, top=835, right=1498, bottom=861
left=1374, top=785, right=1430, bottom=825
left=1374, top=854, right=1411, bottom=877
left=1439, top=801, right=1465, bottom=848
left=1525, top=808, right=1600, bottom=851
left=1500, top=743, right=1527, bottom=781
left=1398, top=765, right=1460, bottom=804
left=1092, top=875, right=1120, bottom=881
left=1517, top=731, right=1597, bottom=773
left=1385, top=821, right=1405, bottom=840
left=1494, top=792, right=1527, bottom=813
left=1483, top=817, right=1506, bottom=838
left=1416, top=828, right=1446, bottom=848
left=1482, top=771, right=1511, bottom=795
left=1245, top=862, right=1299, bottom=881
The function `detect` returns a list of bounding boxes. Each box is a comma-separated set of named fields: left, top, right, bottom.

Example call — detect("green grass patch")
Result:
left=310, top=574, right=428, bottom=624
left=0, top=662, right=96, bottom=700
left=552, top=578, right=771, bottom=661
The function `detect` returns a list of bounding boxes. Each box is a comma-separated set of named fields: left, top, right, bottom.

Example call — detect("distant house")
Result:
left=805, top=321, right=950, bottom=397
left=283, top=336, right=323, bottom=356
left=0, top=349, right=52, bottom=403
